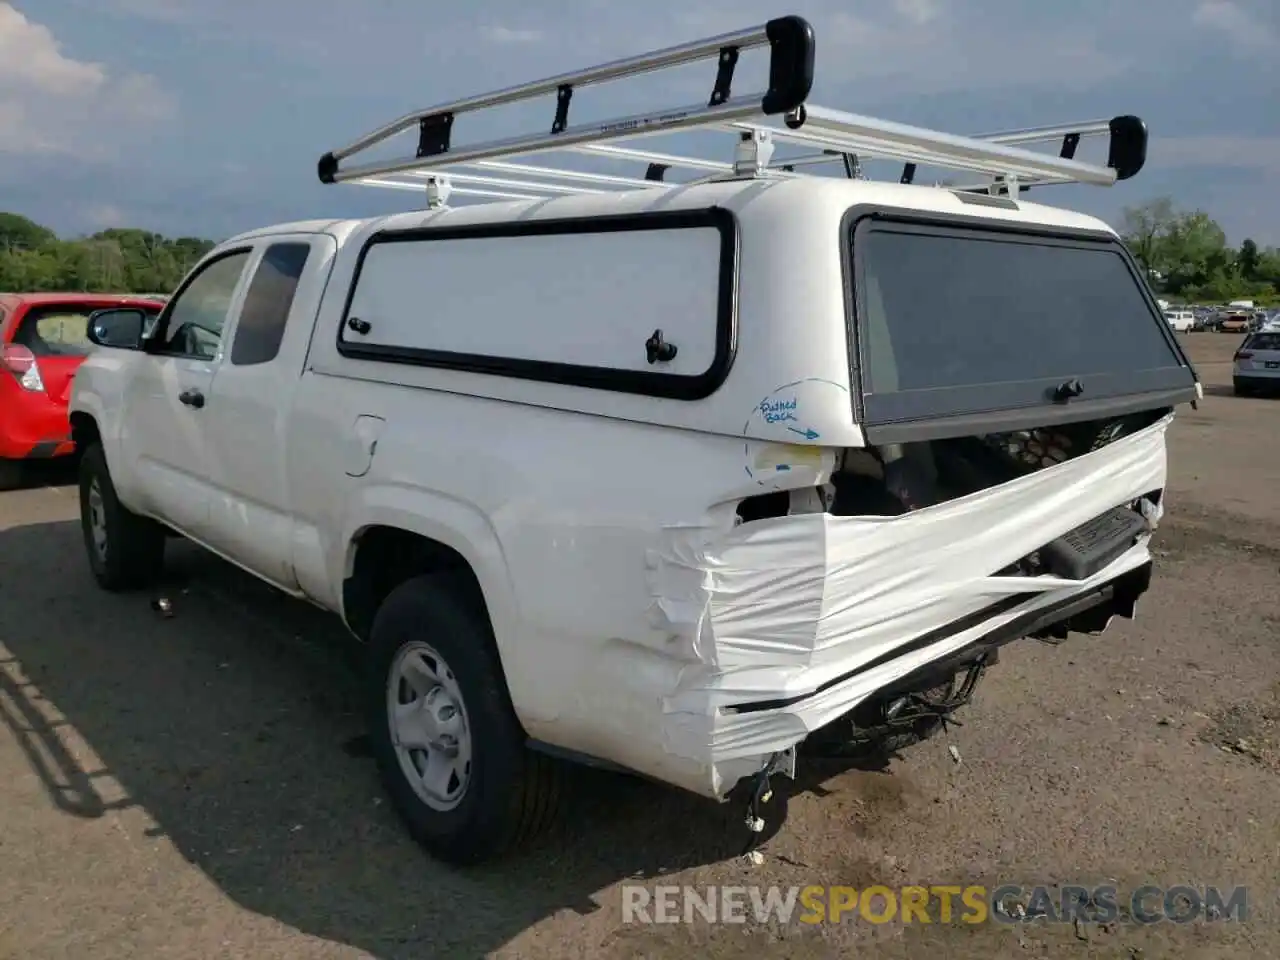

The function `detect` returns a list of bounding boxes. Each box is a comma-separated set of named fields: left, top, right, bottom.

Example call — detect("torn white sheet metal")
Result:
left=646, top=414, right=1171, bottom=797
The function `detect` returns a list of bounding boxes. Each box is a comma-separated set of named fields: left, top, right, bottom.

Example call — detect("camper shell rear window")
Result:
left=846, top=214, right=1198, bottom=439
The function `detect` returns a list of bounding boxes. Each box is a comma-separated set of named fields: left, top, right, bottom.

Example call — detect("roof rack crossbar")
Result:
left=358, top=178, right=547, bottom=202
left=463, top=160, right=661, bottom=189
left=373, top=166, right=678, bottom=201
left=570, top=142, right=735, bottom=173
left=767, top=151, right=845, bottom=169
left=412, top=171, right=612, bottom=196
left=321, top=14, right=1149, bottom=199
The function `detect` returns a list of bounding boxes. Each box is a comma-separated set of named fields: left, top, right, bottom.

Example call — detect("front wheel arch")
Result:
left=70, top=411, right=101, bottom=455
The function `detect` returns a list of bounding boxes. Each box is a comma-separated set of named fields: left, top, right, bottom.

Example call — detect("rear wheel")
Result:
left=78, top=443, right=166, bottom=591
left=0, top=458, right=23, bottom=492
left=366, top=575, right=562, bottom=865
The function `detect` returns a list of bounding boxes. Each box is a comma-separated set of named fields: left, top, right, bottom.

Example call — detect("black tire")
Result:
left=366, top=574, right=562, bottom=865
left=0, top=458, right=23, bottom=492
left=78, top=442, right=166, bottom=591
left=1233, top=382, right=1252, bottom=397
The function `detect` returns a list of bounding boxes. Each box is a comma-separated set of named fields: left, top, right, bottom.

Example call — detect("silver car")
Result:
left=1233, top=331, right=1280, bottom=396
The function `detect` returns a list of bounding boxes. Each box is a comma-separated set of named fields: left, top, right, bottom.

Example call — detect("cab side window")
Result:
left=157, top=250, right=253, bottom=360
left=229, top=242, right=311, bottom=366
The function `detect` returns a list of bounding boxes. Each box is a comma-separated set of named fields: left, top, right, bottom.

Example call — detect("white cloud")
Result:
left=815, top=8, right=1125, bottom=93
left=890, top=0, right=942, bottom=27
left=481, top=25, right=544, bottom=45
left=84, top=202, right=128, bottom=227
left=610, top=2, right=1128, bottom=98
left=0, top=3, right=101, bottom=96
left=105, top=0, right=195, bottom=21
left=1192, top=0, right=1278, bottom=55
left=1154, top=135, right=1280, bottom=174
left=0, top=3, right=175, bottom=157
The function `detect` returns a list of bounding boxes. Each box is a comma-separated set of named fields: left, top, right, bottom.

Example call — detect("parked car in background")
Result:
left=0, top=292, right=165, bottom=489
left=1191, top=311, right=1217, bottom=332
left=1219, top=311, right=1252, bottom=334
left=1233, top=331, right=1280, bottom=396
left=1164, top=308, right=1195, bottom=332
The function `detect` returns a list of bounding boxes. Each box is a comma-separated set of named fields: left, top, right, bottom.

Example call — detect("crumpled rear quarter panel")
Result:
left=640, top=415, right=1170, bottom=797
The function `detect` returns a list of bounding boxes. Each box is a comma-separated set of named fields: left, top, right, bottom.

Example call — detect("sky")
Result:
left=1, top=0, right=1277, bottom=245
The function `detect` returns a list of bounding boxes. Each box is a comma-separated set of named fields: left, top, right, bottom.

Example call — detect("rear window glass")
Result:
left=13, top=306, right=111, bottom=357
left=852, top=220, right=1194, bottom=424
left=13, top=304, right=162, bottom=357
left=1245, top=333, right=1280, bottom=350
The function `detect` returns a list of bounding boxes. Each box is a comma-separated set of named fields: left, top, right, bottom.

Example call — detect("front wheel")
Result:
left=366, top=575, right=563, bottom=865
left=78, top=443, right=166, bottom=591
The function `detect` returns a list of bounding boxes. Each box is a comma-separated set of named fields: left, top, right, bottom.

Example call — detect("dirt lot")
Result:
left=0, top=335, right=1275, bottom=960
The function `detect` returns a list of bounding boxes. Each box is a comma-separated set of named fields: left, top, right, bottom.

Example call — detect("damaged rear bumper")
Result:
left=727, top=558, right=1152, bottom=718
left=645, top=415, right=1171, bottom=800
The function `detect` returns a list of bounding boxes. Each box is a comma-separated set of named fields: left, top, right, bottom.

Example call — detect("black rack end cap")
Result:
left=761, top=15, right=815, bottom=116
left=1108, top=115, right=1148, bottom=181
left=318, top=152, right=338, bottom=185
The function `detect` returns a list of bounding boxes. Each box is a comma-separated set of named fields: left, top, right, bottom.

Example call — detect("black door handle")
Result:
left=179, top=388, right=205, bottom=409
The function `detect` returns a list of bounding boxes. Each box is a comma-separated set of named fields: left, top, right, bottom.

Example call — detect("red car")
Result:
left=0, top=293, right=165, bottom=489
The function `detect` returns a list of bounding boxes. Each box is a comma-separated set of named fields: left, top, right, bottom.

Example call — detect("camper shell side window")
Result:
left=336, top=208, right=739, bottom=401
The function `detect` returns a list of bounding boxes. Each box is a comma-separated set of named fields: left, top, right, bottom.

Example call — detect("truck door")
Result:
left=200, top=233, right=334, bottom=589
left=121, top=248, right=255, bottom=539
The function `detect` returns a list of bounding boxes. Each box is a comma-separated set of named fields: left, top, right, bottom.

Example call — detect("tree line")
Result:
left=1120, top=197, right=1279, bottom=305
left=1, top=199, right=1277, bottom=305
left=0, top=212, right=214, bottom=294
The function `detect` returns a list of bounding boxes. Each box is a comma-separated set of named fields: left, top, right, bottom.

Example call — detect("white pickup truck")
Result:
left=68, top=16, right=1201, bottom=865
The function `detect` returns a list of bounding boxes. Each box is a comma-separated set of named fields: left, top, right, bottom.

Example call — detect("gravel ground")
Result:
left=0, top=334, right=1275, bottom=959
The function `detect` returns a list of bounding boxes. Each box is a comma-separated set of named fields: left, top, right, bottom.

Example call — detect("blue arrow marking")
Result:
left=788, top=427, right=820, bottom=440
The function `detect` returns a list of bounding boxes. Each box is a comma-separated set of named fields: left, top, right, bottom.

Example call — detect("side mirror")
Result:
left=87, top=308, right=149, bottom=350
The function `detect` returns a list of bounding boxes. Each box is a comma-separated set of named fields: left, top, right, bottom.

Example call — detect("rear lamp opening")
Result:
left=2, top=344, right=46, bottom=392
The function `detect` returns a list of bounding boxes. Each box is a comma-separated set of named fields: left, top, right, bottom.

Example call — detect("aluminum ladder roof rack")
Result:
left=317, top=13, right=1148, bottom=205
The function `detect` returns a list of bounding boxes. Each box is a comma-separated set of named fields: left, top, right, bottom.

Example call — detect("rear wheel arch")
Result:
left=343, top=524, right=498, bottom=647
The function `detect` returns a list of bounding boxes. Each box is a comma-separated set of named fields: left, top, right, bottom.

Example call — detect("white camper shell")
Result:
left=69, top=14, right=1200, bottom=865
